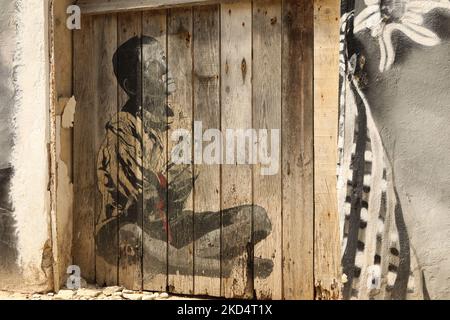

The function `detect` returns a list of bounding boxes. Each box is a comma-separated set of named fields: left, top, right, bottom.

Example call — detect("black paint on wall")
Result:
left=0, top=167, right=17, bottom=272
left=340, top=0, right=414, bottom=300
left=0, top=0, right=18, bottom=275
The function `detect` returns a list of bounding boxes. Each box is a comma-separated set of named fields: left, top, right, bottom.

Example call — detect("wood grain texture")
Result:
left=281, top=0, right=314, bottom=300
left=192, top=4, right=221, bottom=297
left=54, top=0, right=74, bottom=99
left=72, top=1, right=320, bottom=299
left=252, top=0, right=282, bottom=300
left=117, top=11, right=143, bottom=290
left=142, top=9, right=169, bottom=292
left=313, top=0, right=341, bottom=300
left=73, top=15, right=96, bottom=283
left=220, top=0, right=253, bottom=299
left=93, top=13, right=119, bottom=287
left=167, top=7, right=194, bottom=295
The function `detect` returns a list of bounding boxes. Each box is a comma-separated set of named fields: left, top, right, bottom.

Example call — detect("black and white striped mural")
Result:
left=339, top=0, right=450, bottom=300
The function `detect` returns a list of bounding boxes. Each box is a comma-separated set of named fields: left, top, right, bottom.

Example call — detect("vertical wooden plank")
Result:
left=313, top=0, right=341, bottom=300
left=167, top=7, right=194, bottom=295
left=73, top=15, right=96, bottom=283
left=142, top=9, right=169, bottom=293
left=221, top=0, right=253, bottom=299
left=53, top=0, right=74, bottom=291
left=93, top=13, right=119, bottom=287
left=281, top=0, right=314, bottom=299
left=193, top=4, right=221, bottom=297
left=253, top=0, right=282, bottom=300
left=117, top=11, right=143, bottom=290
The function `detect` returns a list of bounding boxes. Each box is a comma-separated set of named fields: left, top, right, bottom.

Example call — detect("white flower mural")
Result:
left=354, top=0, right=450, bottom=72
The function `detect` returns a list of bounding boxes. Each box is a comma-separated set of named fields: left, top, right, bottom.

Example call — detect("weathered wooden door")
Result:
left=73, top=0, right=313, bottom=299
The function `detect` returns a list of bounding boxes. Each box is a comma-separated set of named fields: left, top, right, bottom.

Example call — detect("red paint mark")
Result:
left=157, top=173, right=172, bottom=243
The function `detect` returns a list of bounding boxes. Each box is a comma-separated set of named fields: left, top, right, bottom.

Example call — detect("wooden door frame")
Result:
left=49, top=0, right=77, bottom=292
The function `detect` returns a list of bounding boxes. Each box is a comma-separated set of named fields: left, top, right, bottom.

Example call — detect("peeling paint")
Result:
left=61, top=96, right=76, bottom=129
left=54, top=115, right=73, bottom=290
left=314, top=279, right=341, bottom=300
left=41, top=239, right=54, bottom=292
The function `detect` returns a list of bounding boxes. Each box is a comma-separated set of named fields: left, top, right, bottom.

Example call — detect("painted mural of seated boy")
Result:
left=96, top=36, right=273, bottom=279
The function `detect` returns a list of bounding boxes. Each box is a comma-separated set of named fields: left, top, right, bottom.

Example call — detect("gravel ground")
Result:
left=0, top=286, right=200, bottom=301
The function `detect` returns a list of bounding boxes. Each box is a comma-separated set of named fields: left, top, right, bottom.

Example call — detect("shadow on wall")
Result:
left=0, top=0, right=18, bottom=274
left=0, top=167, right=17, bottom=272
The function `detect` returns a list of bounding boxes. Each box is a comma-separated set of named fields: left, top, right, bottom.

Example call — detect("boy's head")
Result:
left=113, top=35, right=176, bottom=99
left=113, top=35, right=176, bottom=130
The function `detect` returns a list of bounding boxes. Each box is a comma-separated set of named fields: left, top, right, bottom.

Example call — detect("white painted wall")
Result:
left=0, top=0, right=52, bottom=292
